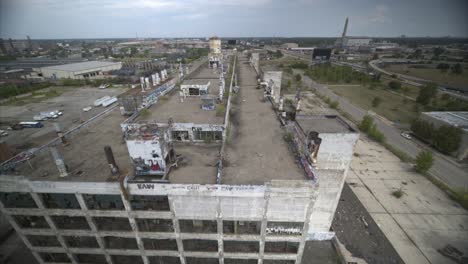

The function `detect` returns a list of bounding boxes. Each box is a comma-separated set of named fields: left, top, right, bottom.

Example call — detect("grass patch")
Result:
left=327, top=84, right=419, bottom=124
left=384, top=64, right=468, bottom=88
left=216, top=104, right=226, bottom=117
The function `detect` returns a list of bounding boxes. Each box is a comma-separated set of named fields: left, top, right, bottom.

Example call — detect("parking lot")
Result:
left=0, top=86, right=128, bottom=153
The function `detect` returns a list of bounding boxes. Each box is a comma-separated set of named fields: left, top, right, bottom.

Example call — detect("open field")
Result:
left=327, top=84, right=419, bottom=124
left=385, top=64, right=468, bottom=88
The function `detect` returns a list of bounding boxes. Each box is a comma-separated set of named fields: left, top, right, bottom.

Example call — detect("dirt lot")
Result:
left=0, top=86, right=127, bottom=154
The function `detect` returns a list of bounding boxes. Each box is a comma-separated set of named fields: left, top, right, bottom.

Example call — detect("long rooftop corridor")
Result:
left=223, top=55, right=304, bottom=185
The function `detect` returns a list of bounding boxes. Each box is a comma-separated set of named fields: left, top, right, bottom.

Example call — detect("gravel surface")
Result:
left=332, top=184, right=404, bottom=264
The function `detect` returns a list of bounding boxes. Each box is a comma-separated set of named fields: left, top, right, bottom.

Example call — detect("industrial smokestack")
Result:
left=50, top=147, right=68, bottom=177
left=104, top=145, right=119, bottom=175
left=342, top=17, right=349, bottom=38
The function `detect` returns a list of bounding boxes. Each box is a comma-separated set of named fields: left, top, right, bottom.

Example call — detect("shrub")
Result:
left=372, top=97, right=382, bottom=107
left=392, top=188, right=404, bottom=198
left=388, top=80, right=402, bottom=90
left=359, top=115, right=374, bottom=132
left=283, top=132, right=293, bottom=143
left=216, top=104, right=226, bottom=116
left=415, top=150, right=433, bottom=173
left=329, top=100, right=339, bottom=109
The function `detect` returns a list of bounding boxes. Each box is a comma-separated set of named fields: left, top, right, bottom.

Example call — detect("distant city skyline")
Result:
left=1, top=0, right=468, bottom=39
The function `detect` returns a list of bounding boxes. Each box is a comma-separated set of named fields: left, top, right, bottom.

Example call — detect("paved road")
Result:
left=300, top=73, right=468, bottom=189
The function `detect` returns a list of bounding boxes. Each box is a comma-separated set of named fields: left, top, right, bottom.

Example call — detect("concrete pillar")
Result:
left=0, top=199, right=45, bottom=264
left=216, top=197, right=224, bottom=264
left=258, top=186, right=271, bottom=264
left=295, top=193, right=318, bottom=264
left=168, top=195, right=186, bottom=264
left=75, top=193, right=113, bottom=264
left=30, top=192, right=77, bottom=264
left=120, top=193, right=149, bottom=264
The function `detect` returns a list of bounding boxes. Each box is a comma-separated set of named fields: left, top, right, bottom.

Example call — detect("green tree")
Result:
left=416, top=83, right=438, bottom=105
left=130, top=47, right=138, bottom=57
left=295, top=74, right=302, bottom=82
left=388, top=81, right=402, bottom=90
left=433, top=47, right=445, bottom=57
left=451, top=63, right=463, bottom=74
left=372, top=97, right=382, bottom=107
left=437, top=63, right=450, bottom=72
left=433, top=125, right=462, bottom=154
left=415, top=150, right=433, bottom=173
left=411, top=119, right=435, bottom=142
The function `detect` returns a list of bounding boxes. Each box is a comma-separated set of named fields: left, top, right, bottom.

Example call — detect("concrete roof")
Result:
left=40, top=61, right=121, bottom=72
left=296, top=115, right=355, bottom=134
left=423, top=111, right=468, bottom=132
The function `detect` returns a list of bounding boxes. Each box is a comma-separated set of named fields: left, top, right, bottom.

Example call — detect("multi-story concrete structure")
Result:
left=0, top=51, right=358, bottom=264
left=208, top=37, right=222, bottom=68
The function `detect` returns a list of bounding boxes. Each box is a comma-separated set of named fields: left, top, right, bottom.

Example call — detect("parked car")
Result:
left=0, top=130, right=8, bottom=137
left=400, top=131, right=412, bottom=140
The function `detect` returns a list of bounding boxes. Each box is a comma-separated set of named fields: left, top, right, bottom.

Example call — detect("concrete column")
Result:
left=168, top=195, right=186, bottom=264
left=120, top=193, right=149, bottom=264
left=295, top=193, right=318, bottom=264
left=258, top=186, right=271, bottom=264
left=216, top=197, right=224, bottom=264
left=30, top=192, right=77, bottom=264
left=0, top=199, right=45, bottom=264
left=75, top=193, right=113, bottom=264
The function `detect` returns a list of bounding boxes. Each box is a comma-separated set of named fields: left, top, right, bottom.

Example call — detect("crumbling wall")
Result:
left=263, top=71, right=283, bottom=104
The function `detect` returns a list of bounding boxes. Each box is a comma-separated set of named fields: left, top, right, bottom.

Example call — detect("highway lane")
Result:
left=299, top=72, right=468, bottom=189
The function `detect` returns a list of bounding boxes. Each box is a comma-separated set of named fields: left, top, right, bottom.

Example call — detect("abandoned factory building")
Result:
left=0, top=50, right=358, bottom=264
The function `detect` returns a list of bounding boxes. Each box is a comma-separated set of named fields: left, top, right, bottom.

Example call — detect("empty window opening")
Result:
left=223, top=221, right=261, bottom=235
left=172, top=131, right=189, bottom=141
left=13, top=215, right=50, bottom=229
left=185, top=257, right=219, bottom=264
left=183, top=239, right=218, bottom=252
left=83, top=194, right=125, bottom=210
left=136, top=218, right=174, bottom=232
left=148, top=256, right=181, bottom=264
left=52, top=216, right=90, bottom=230
left=104, top=236, right=138, bottom=249
left=192, top=130, right=222, bottom=141
left=179, top=220, right=217, bottom=233
left=27, top=235, right=61, bottom=247
left=111, top=255, right=144, bottom=264
left=142, top=238, right=178, bottom=251
left=264, top=242, right=299, bottom=254
left=39, top=252, right=71, bottom=263
left=224, top=259, right=258, bottom=264
left=0, top=192, right=37, bottom=208
left=74, top=254, right=107, bottom=264
left=224, top=240, right=259, bottom=253
left=263, top=260, right=295, bottom=264
left=130, top=195, right=169, bottom=211
left=266, top=222, right=303, bottom=236
left=64, top=236, right=99, bottom=248
left=93, top=217, right=132, bottom=231
left=40, top=193, right=80, bottom=209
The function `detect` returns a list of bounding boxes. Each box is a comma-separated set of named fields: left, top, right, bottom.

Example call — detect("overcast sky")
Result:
left=1, top=0, right=467, bottom=39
